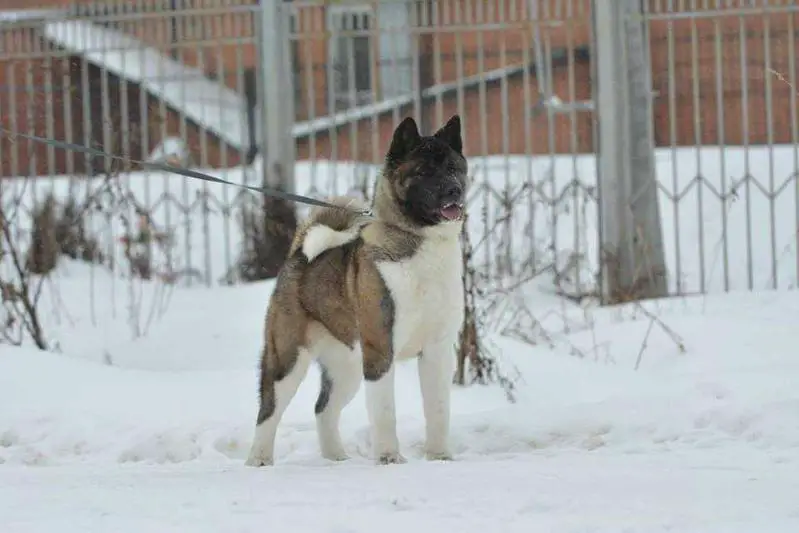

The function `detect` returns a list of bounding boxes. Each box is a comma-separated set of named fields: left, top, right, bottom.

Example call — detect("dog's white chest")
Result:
left=377, top=237, right=464, bottom=360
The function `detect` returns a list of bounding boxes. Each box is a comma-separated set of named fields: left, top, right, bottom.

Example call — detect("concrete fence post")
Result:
left=258, top=0, right=296, bottom=193
left=593, top=0, right=668, bottom=303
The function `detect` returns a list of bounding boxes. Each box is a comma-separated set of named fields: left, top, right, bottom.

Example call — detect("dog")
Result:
left=245, top=115, right=467, bottom=466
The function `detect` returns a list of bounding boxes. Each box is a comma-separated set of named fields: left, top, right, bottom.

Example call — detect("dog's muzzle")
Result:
left=438, top=183, right=464, bottom=221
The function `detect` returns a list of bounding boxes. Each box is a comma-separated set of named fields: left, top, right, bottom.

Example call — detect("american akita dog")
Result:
left=245, top=115, right=467, bottom=466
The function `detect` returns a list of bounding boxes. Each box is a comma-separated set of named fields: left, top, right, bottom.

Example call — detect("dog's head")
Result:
left=379, top=115, right=468, bottom=228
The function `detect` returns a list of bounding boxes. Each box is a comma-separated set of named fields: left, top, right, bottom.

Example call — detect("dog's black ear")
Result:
left=433, top=115, right=463, bottom=154
left=387, top=116, right=421, bottom=165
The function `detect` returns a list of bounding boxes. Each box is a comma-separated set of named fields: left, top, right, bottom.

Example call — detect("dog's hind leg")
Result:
left=315, top=340, right=363, bottom=461
left=246, top=348, right=312, bottom=467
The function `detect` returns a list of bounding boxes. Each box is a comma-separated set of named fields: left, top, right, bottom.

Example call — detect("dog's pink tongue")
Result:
left=440, top=205, right=462, bottom=220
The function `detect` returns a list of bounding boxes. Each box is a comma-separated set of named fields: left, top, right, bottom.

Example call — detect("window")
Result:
left=374, top=1, right=412, bottom=101
left=327, top=5, right=374, bottom=110
left=326, top=3, right=412, bottom=111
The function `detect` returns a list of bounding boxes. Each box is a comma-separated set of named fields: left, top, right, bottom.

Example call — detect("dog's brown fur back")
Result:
left=258, top=201, right=420, bottom=427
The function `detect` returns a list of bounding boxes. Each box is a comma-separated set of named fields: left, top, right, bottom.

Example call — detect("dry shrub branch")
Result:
left=1, top=183, right=48, bottom=349
left=230, top=165, right=298, bottom=284
left=456, top=178, right=520, bottom=402
left=0, top=97, right=184, bottom=348
left=0, top=171, right=110, bottom=349
left=470, top=163, right=686, bottom=374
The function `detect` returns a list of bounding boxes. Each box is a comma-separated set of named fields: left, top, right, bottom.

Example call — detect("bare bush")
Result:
left=457, top=158, right=687, bottom=378
left=117, top=209, right=178, bottom=339
left=24, top=193, right=106, bottom=277
left=95, top=155, right=182, bottom=339
left=57, top=195, right=104, bottom=265
left=25, top=194, right=60, bottom=275
left=232, top=193, right=297, bottom=283
left=1, top=176, right=120, bottom=349
left=0, top=150, right=178, bottom=348
left=1, top=183, right=49, bottom=349
left=118, top=211, right=174, bottom=281
left=455, top=204, right=520, bottom=402
left=0, top=81, right=196, bottom=349
left=489, top=216, right=686, bottom=373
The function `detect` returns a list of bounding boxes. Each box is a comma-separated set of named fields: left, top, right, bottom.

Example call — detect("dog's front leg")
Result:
left=418, top=337, right=456, bottom=461
left=363, top=344, right=404, bottom=464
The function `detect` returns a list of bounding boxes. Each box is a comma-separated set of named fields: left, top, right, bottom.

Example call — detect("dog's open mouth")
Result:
left=439, top=203, right=464, bottom=221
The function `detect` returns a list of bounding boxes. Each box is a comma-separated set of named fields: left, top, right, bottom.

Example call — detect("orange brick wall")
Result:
left=648, top=10, right=799, bottom=147
left=290, top=0, right=593, bottom=121
left=296, top=61, right=595, bottom=163
left=0, top=28, right=244, bottom=177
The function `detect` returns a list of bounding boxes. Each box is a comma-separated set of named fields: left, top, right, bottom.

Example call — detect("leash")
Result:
left=0, top=128, right=373, bottom=216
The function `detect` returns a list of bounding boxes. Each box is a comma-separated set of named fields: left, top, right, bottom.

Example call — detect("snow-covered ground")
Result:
left=2, top=145, right=799, bottom=531
left=2, top=261, right=799, bottom=531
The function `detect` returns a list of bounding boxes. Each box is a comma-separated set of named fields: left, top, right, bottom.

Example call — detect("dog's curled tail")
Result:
left=290, top=195, right=371, bottom=262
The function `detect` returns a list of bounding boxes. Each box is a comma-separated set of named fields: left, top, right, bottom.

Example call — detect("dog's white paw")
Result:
left=425, top=450, right=454, bottom=462
left=376, top=452, right=407, bottom=465
left=321, top=450, right=350, bottom=462
left=245, top=454, right=274, bottom=467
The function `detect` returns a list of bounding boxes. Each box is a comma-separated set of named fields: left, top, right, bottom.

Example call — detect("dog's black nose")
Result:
left=442, top=183, right=462, bottom=202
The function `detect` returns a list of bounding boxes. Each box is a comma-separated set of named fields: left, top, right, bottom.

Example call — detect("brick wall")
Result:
left=648, top=11, right=799, bottom=147
left=0, top=25, right=243, bottom=177
left=296, top=59, right=595, bottom=162
left=291, top=0, right=593, bottom=121
left=3, top=0, right=799, bottom=177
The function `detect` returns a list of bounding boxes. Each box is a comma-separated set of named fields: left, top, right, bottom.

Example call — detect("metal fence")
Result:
left=1, top=0, right=798, bottom=301
left=640, top=0, right=799, bottom=295
left=284, top=0, right=598, bottom=297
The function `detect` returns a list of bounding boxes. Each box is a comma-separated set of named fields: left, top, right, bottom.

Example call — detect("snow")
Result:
left=147, top=137, right=191, bottom=165
left=3, top=454, right=798, bottom=533
left=0, top=9, right=62, bottom=23
left=2, top=146, right=799, bottom=530
left=2, top=264, right=799, bottom=531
